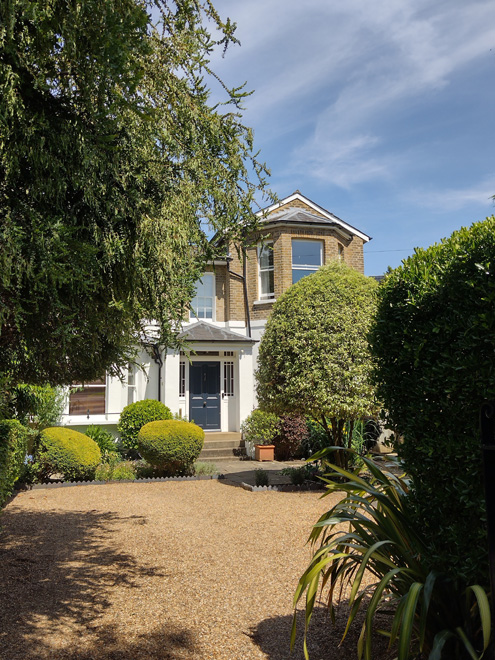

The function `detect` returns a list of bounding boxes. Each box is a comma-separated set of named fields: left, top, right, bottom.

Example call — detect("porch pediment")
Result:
left=178, top=321, right=256, bottom=344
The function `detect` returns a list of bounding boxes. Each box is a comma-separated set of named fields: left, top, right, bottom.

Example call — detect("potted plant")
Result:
left=241, top=410, right=279, bottom=462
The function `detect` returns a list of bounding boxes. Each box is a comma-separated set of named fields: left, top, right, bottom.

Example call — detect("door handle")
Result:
left=203, top=402, right=206, bottom=407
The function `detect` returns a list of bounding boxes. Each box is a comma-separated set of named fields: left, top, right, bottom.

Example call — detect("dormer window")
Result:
left=258, top=242, right=274, bottom=299
left=292, top=239, right=323, bottom=284
left=190, top=272, right=215, bottom=319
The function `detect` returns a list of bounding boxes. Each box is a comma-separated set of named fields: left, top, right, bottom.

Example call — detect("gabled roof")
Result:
left=258, top=191, right=371, bottom=243
left=178, top=321, right=256, bottom=344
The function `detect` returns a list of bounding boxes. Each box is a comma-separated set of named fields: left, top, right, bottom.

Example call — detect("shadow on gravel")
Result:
left=251, top=606, right=396, bottom=660
left=0, top=507, right=197, bottom=659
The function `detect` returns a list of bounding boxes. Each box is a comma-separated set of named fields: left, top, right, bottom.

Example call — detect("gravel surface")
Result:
left=0, top=481, right=393, bottom=660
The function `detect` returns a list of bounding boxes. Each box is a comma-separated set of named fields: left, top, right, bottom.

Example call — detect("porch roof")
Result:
left=178, top=321, right=256, bottom=344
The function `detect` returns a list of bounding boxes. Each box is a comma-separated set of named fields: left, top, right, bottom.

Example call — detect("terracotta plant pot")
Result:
left=255, top=444, right=275, bottom=462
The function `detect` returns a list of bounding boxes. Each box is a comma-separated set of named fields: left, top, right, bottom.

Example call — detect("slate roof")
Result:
left=261, top=207, right=350, bottom=233
left=178, top=321, right=256, bottom=344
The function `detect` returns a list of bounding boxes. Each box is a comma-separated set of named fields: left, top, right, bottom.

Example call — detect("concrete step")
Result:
left=199, top=446, right=246, bottom=460
left=202, top=439, right=245, bottom=450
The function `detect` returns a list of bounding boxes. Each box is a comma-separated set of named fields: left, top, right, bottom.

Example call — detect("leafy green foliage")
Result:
left=254, top=468, right=269, bottom=487
left=241, top=409, right=279, bottom=446
left=0, top=0, right=272, bottom=386
left=370, top=216, right=495, bottom=586
left=117, top=399, right=172, bottom=452
left=85, top=425, right=118, bottom=456
left=38, top=427, right=101, bottom=481
left=273, top=415, right=309, bottom=460
left=299, top=419, right=328, bottom=459
left=95, top=454, right=136, bottom=482
left=137, top=420, right=204, bottom=474
left=0, top=420, right=30, bottom=506
left=193, top=461, right=218, bottom=476
left=256, top=262, right=379, bottom=467
left=280, top=464, right=320, bottom=486
left=293, top=452, right=492, bottom=660
left=8, top=384, right=66, bottom=430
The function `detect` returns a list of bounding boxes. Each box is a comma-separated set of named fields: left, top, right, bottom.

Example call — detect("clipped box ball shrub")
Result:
left=137, top=420, right=204, bottom=475
left=0, top=420, right=30, bottom=506
left=38, top=427, right=101, bottom=481
left=117, top=399, right=172, bottom=453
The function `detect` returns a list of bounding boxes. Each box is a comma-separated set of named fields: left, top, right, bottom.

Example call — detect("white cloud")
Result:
left=407, top=177, right=495, bottom=212
left=211, top=0, right=495, bottom=187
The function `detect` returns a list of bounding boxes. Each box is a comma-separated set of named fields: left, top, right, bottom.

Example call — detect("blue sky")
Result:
left=207, top=0, right=495, bottom=276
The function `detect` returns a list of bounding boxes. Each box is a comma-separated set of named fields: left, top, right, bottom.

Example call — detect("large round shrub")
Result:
left=38, top=427, right=101, bottom=481
left=256, top=261, right=378, bottom=468
left=137, top=420, right=204, bottom=474
left=117, top=399, right=172, bottom=452
left=370, top=215, right=495, bottom=586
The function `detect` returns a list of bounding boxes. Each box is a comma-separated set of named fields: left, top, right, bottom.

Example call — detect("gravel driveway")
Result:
left=0, top=480, right=392, bottom=660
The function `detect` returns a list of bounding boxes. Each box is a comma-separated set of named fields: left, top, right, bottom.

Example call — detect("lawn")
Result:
left=0, top=480, right=392, bottom=659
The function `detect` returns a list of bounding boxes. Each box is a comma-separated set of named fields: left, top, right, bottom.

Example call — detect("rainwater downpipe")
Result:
left=151, top=344, right=163, bottom=402
left=227, top=250, right=252, bottom=338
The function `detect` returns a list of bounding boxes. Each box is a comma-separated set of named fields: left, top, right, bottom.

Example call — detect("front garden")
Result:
left=2, top=217, right=495, bottom=659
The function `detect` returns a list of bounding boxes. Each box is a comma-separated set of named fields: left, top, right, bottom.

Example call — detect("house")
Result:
left=61, top=192, right=371, bottom=433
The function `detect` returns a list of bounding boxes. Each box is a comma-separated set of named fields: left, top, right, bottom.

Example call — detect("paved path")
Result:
left=213, top=458, right=308, bottom=486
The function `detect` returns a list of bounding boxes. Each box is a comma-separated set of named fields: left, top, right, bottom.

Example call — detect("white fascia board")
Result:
left=257, top=192, right=371, bottom=243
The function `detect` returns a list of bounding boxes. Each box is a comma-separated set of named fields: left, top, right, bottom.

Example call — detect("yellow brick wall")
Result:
left=214, top=197, right=366, bottom=323
left=204, top=265, right=227, bottom=322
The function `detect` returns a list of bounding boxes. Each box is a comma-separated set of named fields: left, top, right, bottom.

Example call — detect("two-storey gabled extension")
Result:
left=62, top=192, right=371, bottom=433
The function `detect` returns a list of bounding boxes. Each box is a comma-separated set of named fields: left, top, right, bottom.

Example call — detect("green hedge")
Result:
left=137, top=420, right=204, bottom=474
left=38, top=427, right=101, bottom=481
left=117, top=399, right=172, bottom=452
left=371, top=215, right=495, bottom=586
left=0, top=420, right=30, bottom=506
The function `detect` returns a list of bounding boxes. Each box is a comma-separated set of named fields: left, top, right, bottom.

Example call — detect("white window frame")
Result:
left=292, top=239, right=323, bottom=284
left=179, top=360, right=186, bottom=398
left=127, top=364, right=137, bottom=406
left=223, top=361, right=234, bottom=397
left=258, top=241, right=275, bottom=299
left=190, top=272, right=215, bottom=320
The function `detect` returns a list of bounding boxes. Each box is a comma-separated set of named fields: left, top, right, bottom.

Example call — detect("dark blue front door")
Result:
left=189, top=362, right=221, bottom=430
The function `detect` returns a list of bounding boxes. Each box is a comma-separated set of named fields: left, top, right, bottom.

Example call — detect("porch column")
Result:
left=238, top=347, right=255, bottom=430
left=164, top=349, right=181, bottom=416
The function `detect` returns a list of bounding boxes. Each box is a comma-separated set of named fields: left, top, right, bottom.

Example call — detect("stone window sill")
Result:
left=253, top=298, right=276, bottom=305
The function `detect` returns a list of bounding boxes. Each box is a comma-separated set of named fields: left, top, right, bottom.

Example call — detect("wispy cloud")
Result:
left=212, top=0, right=495, bottom=188
left=406, top=177, right=495, bottom=213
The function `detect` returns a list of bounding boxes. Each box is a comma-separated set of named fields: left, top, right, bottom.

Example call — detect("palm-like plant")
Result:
left=292, top=451, right=491, bottom=659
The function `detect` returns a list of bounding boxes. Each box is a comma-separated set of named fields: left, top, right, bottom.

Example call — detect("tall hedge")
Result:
left=370, top=216, right=495, bottom=586
left=0, top=420, right=30, bottom=506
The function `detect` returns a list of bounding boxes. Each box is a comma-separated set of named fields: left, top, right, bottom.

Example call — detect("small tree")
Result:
left=256, top=262, right=378, bottom=467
